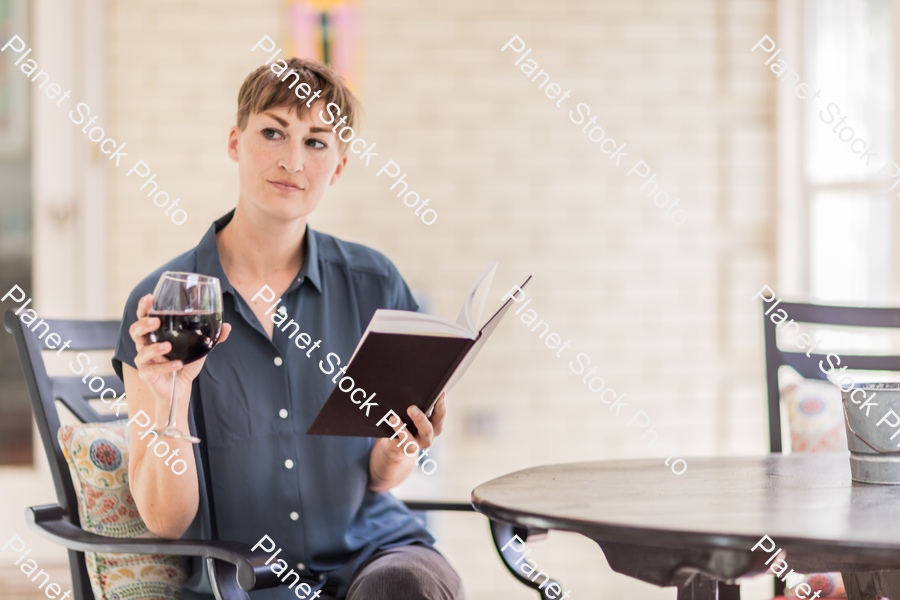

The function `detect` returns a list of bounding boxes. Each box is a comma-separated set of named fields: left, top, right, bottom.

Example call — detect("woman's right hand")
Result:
left=129, top=293, right=232, bottom=403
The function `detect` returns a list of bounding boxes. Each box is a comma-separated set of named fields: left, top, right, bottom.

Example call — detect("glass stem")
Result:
left=165, top=368, right=180, bottom=431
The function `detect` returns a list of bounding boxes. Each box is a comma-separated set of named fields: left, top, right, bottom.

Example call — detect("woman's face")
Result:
left=228, top=102, right=347, bottom=221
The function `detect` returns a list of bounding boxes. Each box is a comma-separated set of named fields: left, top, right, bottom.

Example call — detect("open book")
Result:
left=307, top=263, right=531, bottom=437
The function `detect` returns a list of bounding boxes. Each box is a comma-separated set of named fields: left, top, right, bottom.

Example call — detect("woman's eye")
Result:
left=262, top=128, right=283, bottom=140
left=307, top=139, right=326, bottom=149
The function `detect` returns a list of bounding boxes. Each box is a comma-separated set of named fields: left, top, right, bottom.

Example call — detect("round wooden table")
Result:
left=471, top=453, right=900, bottom=600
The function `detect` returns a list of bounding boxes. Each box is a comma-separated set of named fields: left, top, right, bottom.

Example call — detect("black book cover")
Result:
left=307, top=275, right=530, bottom=438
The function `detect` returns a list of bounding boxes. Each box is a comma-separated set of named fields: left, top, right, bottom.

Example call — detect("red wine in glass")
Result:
left=143, top=272, right=223, bottom=444
left=148, top=311, right=223, bottom=365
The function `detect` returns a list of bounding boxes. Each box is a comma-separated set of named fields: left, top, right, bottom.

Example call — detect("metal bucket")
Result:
left=842, top=382, right=900, bottom=484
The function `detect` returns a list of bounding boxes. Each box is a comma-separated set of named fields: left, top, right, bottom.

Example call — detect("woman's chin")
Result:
left=244, top=194, right=319, bottom=222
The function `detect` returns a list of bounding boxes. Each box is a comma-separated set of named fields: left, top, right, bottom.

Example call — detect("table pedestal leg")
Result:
left=842, top=570, right=900, bottom=600
left=677, top=575, right=740, bottom=600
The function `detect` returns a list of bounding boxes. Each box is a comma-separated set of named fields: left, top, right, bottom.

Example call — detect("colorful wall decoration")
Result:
left=284, top=0, right=363, bottom=95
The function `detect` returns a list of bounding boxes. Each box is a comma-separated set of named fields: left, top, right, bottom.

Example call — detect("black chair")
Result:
left=761, top=298, right=900, bottom=597
left=5, top=309, right=560, bottom=600
left=762, top=299, right=900, bottom=453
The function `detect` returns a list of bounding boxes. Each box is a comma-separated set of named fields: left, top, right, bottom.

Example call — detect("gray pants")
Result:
left=323, top=545, right=465, bottom=600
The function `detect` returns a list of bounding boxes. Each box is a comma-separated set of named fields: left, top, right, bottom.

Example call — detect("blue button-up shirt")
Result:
left=113, top=210, right=434, bottom=598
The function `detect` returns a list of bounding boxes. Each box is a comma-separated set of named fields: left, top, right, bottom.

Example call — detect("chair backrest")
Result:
left=762, top=300, right=900, bottom=453
left=4, top=309, right=124, bottom=600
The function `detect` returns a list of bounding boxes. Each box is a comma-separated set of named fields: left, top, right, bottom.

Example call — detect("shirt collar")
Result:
left=294, top=226, right=322, bottom=294
left=195, top=209, right=323, bottom=297
left=195, top=210, right=235, bottom=297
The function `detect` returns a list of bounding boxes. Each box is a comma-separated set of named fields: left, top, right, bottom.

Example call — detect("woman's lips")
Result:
left=269, top=180, right=303, bottom=192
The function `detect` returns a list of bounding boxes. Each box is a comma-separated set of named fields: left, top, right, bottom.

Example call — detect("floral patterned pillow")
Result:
left=779, top=366, right=847, bottom=453
left=783, top=572, right=846, bottom=599
left=59, top=422, right=188, bottom=599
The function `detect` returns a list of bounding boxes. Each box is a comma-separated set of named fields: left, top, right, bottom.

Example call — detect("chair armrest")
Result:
left=401, top=499, right=557, bottom=599
left=31, top=499, right=558, bottom=599
left=26, top=504, right=281, bottom=592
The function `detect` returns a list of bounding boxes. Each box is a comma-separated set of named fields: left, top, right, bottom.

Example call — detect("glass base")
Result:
left=142, top=427, right=201, bottom=444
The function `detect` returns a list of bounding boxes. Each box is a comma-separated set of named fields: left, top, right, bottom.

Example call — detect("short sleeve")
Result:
left=386, top=261, right=419, bottom=313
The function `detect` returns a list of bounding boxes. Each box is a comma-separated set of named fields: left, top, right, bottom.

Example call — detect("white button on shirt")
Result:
left=285, top=459, right=294, bottom=469
left=274, top=356, right=283, bottom=366
left=290, top=511, right=299, bottom=521
left=279, top=409, right=288, bottom=419
left=297, top=562, right=306, bottom=571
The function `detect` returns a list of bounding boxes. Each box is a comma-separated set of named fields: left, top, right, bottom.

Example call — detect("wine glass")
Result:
left=143, top=271, right=223, bottom=444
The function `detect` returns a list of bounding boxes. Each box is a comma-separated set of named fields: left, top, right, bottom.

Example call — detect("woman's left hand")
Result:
left=376, top=392, right=446, bottom=462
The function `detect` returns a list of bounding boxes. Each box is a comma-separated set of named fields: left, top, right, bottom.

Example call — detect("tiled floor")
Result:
left=0, top=565, right=73, bottom=600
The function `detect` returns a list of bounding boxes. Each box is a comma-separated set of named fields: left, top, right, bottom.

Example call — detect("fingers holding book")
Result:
left=372, top=397, right=443, bottom=478
left=406, top=392, right=446, bottom=446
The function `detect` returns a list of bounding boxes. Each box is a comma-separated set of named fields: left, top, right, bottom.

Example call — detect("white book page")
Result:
left=431, top=278, right=525, bottom=404
left=369, top=310, right=473, bottom=337
left=347, top=310, right=474, bottom=363
left=346, top=262, right=500, bottom=366
left=454, top=262, right=498, bottom=332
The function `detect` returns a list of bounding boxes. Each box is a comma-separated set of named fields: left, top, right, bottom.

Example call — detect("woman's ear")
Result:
left=329, top=153, right=349, bottom=185
left=227, top=125, right=240, bottom=163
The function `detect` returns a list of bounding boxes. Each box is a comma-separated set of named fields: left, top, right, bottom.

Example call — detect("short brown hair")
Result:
left=236, top=57, right=361, bottom=154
